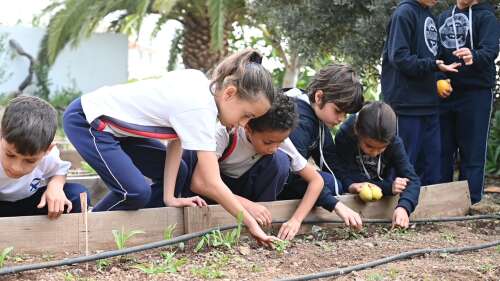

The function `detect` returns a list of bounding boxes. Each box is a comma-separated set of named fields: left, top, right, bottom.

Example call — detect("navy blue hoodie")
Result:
left=437, top=3, right=499, bottom=90
left=280, top=88, right=340, bottom=212
left=333, top=115, right=421, bottom=214
left=381, top=0, right=440, bottom=115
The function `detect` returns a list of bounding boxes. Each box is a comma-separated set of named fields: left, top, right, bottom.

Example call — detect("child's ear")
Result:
left=44, top=143, right=56, bottom=156
left=314, top=90, right=324, bottom=105
left=244, top=124, right=253, bottom=135
left=222, top=85, right=237, bottom=101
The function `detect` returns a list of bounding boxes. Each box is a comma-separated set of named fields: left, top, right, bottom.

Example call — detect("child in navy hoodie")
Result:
left=333, top=102, right=421, bottom=228
left=381, top=0, right=460, bottom=186
left=279, top=64, right=364, bottom=218
left=436, top=0, right=499, bottom=204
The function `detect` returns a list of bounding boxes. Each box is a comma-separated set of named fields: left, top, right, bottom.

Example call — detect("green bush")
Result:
left=486, top=110, right=500, bottom=176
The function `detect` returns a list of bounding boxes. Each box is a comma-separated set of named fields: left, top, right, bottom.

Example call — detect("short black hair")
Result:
left=1, top=96, right=57, bottom=155
left=307, top=64, right=364, bottom=113
left=355, top=101, right=396, bottom=143
left=249, top=92, right=297, bottom=132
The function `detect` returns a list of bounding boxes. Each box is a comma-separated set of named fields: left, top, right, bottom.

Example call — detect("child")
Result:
left=381, top=0, right=460, bottom=186
left=63, top=49, right=276, bottom=245
left=436, top=0, right=499, bottom=204
left=279, top=64, right=364, bottom=220
left=0, top=96, right=89, bottom=218
left=333, top=102, right=421, bottom=228
left=182, top=94, right=361, bottom=240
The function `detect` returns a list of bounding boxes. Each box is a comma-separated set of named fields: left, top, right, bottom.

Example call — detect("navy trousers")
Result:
left=63, top=98, right=188, bottom=211
left=180, top=150, right=291, bottom=202
left=0, top=183, right=89, bottom=217
left=397, top=114, right=441, bottom=186
left=440, top=88, right=493, bottom=204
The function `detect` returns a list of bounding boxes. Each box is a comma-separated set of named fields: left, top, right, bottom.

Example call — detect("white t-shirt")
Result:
left=81, top=69, right=218, bottom=151
left=216, top=125, right=307, bottom=178
left=0, top=147, right=71, bottom=202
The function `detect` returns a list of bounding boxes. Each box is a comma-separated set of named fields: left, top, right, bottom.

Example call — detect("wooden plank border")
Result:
left=0, top=181, right=470, bottom=253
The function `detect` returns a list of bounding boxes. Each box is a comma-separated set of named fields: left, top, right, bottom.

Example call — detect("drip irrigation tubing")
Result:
left=0, top=213, right=498, bottom=276
left=275, top=240, right=500, bottom=281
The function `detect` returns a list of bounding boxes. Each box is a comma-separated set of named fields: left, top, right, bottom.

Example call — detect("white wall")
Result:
left=0, top=26, right=127, bottom=95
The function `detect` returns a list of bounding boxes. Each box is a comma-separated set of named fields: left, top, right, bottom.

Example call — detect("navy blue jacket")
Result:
left=333, top=115, right=421, bottom=214
left=381, top=0, right=440, bottom=115
left=437, top=3, right=499, bottom=90
left=285, top=90, right=339, bottom=211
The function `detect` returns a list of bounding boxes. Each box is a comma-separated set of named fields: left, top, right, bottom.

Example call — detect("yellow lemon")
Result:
left=370, top=184, right=383, bottom=200
left=437, top=79, right=451, bottom=96
left=359, top=183, right=373, bottom=202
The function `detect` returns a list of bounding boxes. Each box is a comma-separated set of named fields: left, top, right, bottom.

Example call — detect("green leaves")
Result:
left=0, top=246, right=13, bottom=268
left=112, top=227, right=145, bottom=250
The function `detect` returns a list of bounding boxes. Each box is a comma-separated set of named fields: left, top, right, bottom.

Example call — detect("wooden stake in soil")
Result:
left=79, top=192, right=89, bottom=270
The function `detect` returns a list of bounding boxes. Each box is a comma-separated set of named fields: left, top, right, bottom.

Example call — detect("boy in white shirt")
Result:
left=0, top=96, right=89, bottom=218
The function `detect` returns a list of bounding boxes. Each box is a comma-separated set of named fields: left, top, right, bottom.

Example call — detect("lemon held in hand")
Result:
left=359, top=183, right=383, bottom=202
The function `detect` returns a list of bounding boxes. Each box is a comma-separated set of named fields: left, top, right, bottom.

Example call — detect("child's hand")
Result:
left=348, top=182, right=366, bottom=194
left=246, top=202, right=272, bottom=227
left=437, top=60, right=461, bottom=73
left=247, top=222, right=276, bottom=247
left=392, top=177, right=409, bottom=194
left=392, top=207, right=410, bottom=229
left=334, top=202, right=363, bottom=230
left=37, top=186, right=72, bottom=219
left=453, top=48, right=473, bottom=65
left=165, top=196, right=207, bottom=207
left=278, top=218, right=301, bottom=240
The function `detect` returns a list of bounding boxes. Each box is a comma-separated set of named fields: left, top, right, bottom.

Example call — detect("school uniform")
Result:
left=180, top=124, right=302, bottom=202
left=63, top=69, right=218, bottom=211
left=381, top=0, right=442, bottom=186
left=0, top=147, right=89, bottom=217
left=278, top=88, right=342, bottom=212
left=437, top=3, right=499, bottom=203
left=333, top=115, right=421, bottom=215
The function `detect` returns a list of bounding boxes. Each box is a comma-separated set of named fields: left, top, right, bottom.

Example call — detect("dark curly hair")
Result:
left=248, top=92, right=297, bottom=132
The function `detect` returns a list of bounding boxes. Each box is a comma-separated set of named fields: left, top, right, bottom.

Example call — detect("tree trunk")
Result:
left=282, top=51, right=301, bottom=88
left=182, top=12, right=229, bottom=73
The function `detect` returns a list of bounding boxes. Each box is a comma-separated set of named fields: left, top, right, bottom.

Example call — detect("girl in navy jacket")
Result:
left=333, top=102, right=421, bottom=228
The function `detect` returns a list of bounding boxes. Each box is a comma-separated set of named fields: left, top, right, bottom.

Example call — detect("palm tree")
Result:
left=37, top=0, right=246, bottom=73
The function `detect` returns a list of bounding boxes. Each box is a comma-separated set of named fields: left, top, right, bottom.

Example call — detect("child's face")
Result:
left=457, top=0, right=478, bottom=8
left=0, top=139, right=48, bottom=179
left=217, top=86, right=271, bottom=129
left=246, top=128, right=291, bottom=155
left=312, top=91, right=346, bottom=128
left=418, top=0, right=438, bottom=7
left=358, top=136, right=389, bottom=157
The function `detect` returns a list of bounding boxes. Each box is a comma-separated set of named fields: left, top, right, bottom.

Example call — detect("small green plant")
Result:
left=441, top=232, right=456, bottom=243
left=64, top=271, right=76, bottom=281
left=478, top=263, right=494, bottom=273
left=496, top=245, right=500, bottom=253
left=112, top=227, right=145, bottom=250
left=80, top=161, right=96, bottom=174
left=41, top=253, right=55, bottom=262
left=96, top=259, right=110, bottom=272
left=251, top=264, right=263, bottom=273
left=191, top=251, right=229, bottom=279
left=273, top=239, right=289, bottom=254
left=0, top=247, right=13, bottom=267
left=164, top=224, right=176, bottom=240
left=388, top=268, right=399, bottom=279
left=134, top=251, right=187, bottom=275
left=195, top=213, right=243, bottom=252
left=366, top=272, right=384, bottom=281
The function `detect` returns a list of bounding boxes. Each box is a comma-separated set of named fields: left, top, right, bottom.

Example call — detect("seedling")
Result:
left=495, top=245, right=500, bottom=253
left=388, top=268, right=399, bottom=279
left=441, top=232, right=456, bottom=243
left=134, top=251, right=187, bottom=275
left=272, top=239, right=289, bottom=254
left=64, top=271, right=76, bottom=281
left=164, top=224, right=177, bottom=240
left=95, top=259, right=110, bottom=272
left=0, top=246, right=13, bottom=268
left=112, top=227, right=145, bottom=250
left=366, top=273, right=383, bottom=281
left=195, top=212, right=242, bottom=252
left=478, top=263, right=494, bottom=273
left=191, top=252, right=229, bottom=279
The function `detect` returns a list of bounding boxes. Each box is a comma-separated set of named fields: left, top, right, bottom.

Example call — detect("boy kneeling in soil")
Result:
left=180, top=94, right=361, bottom=240
left=0, top=96, right=89, bottom=218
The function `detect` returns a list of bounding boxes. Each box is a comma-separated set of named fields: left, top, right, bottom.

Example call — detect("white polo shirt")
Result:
left=81, top=69, right=218, bottom=151
left=0, top=147, right=71, bottom=202
left=216, top=125, right=307, bottom=178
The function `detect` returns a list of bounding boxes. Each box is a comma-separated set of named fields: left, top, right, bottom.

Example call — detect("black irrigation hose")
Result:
left=0, top=214, right=498, bottom=276
left=275, top=240, right=500, bottom=281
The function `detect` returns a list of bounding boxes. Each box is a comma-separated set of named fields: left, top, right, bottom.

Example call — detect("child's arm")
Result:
left=235, top=195, right=272, bottom=227
left=38, top=175, right=72, bottom=219
left=163, top=139, right=207, bottom=207
left=278, top=164, right=323, bottom=240
left=193, top=151, right=274, bottom=246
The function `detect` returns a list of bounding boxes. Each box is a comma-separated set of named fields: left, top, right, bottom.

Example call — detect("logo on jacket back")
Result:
left=424, top=17, right=438, bottom=56
left=439, top=14, right=469, bottom=49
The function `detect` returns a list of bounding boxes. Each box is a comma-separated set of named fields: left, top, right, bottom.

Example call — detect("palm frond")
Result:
left=207, top=0, right=225, bottom=52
